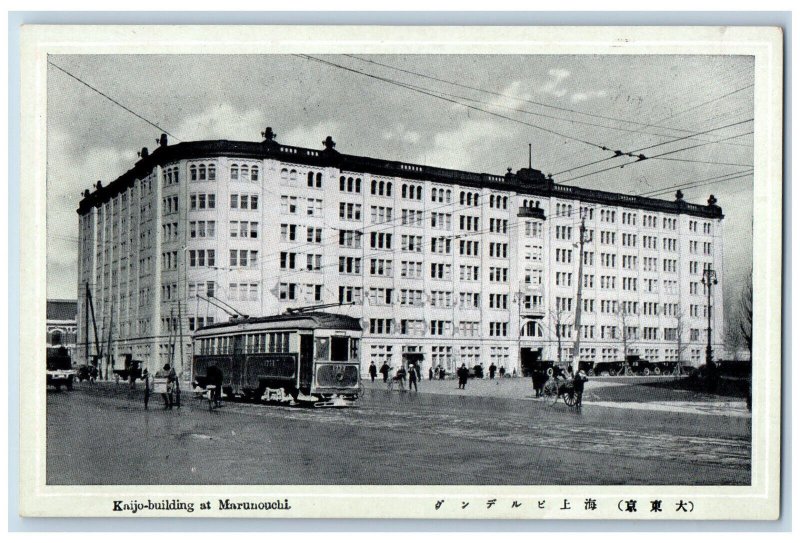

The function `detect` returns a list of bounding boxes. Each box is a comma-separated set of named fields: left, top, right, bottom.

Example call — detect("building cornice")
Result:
left=77, top=133, right=725, bottom=220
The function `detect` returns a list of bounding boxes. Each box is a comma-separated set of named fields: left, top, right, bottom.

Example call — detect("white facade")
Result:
left=76, top=133, right=725, bottom=378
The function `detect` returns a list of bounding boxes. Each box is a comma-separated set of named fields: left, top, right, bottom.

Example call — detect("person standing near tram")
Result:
left=379, top=362, right=390, bottom=383
left=408, top=363, right=418, bottom=392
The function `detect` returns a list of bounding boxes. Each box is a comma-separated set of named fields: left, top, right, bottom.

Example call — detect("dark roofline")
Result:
left=77, top=134, right=724, bottom=219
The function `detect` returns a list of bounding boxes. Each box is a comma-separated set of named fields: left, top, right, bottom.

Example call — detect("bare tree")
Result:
left=739, top=272, right=753, bottom=358
left=723, top=319, right=744, bottom=360
left=674, top=308, right=687, bottom=374
left=614, top=301, right=638, bottom=374
left=549, top=303, right=573, bottom=365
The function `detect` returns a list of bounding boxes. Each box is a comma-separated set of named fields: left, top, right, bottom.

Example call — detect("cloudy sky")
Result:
left=46, top=54, right=754, bottom=306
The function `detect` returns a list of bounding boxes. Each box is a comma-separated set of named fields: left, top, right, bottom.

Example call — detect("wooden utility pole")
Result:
left=106, top=303, right=114, bottom=379
left=177, top=300, right=184, bottom=378
left=168, top=306, right=175, bottom=368
left=571, top=216, right=587, bottom=372
left=84, top=283, right=90, bottom=363
left=86, top=283, right=102, bottom=373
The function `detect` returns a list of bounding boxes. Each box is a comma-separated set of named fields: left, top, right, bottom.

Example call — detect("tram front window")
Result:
left=330, top=336, right=349, bottom=362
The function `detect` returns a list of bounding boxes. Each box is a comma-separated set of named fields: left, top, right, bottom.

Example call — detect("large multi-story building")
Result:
left=76, top=128, right=725, bottom=378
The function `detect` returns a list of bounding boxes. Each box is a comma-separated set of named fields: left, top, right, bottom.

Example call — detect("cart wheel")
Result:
left=546, top=367, right=554, bottom=377
left=563, top=392, right=578, bottom=407
left=587, top=369, right=595, bottom=377
left=642, top=368, right=651, bottom=376
left=653, top=366, right=662, bottom=376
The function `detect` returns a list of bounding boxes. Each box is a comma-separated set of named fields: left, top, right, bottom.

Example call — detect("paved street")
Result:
left=47, top=378, right=750, bottom=486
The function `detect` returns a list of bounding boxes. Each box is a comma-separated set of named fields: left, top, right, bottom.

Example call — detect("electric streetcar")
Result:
left=191, top=310, right=362, bottom=407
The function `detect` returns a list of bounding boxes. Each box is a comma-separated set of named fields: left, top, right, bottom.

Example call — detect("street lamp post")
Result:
left=702, top=267, right=718, bottom=367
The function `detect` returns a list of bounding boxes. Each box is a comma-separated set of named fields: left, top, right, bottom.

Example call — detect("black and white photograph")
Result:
left=19, top=25, right=783, bottom=519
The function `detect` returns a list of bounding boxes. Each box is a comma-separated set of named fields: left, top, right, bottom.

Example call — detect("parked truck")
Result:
left=46, top=347, right=75, bottom=391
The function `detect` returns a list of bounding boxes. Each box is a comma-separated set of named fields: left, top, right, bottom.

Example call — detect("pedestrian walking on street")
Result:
left=574, top=369, right=588, bottom=407
left=206, top=364, right=224, bottom=407
left=489, top=363, right=497, bottom=380
left=408, top=363, right=418, bottom=392
left=394, top=365, right=407, bottom=391
left=457, top=363, right=469, bottom=390
left=499, top=366, right=506, bottom=378
left=142, top=368, right=150, bottom=409
left=428, top=367, right=433, bottom=380
left=172, top=368, right=181, bottom=408
left=368, top=362, right=377, bottom=382
left=155, top=364, right=175, bottom=409
left=532, top=369, right=547, bottom=398
left=379, top=362, right=390, bottom=383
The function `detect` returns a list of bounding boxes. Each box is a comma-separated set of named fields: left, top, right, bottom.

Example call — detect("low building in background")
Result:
left=47, top=299, right=78, bottom=359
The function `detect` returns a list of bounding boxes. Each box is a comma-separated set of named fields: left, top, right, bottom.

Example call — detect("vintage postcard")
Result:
left=18, top=25, right=783, bottom=519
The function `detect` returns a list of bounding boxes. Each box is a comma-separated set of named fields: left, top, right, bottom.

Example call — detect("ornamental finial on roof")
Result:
left=323, top=136, right=336, bottom=150
left=675, top=190, right=684, bottom=201
left=708, top=194, right=718, bottom=206
left=262, top=127, right=277, bottom=141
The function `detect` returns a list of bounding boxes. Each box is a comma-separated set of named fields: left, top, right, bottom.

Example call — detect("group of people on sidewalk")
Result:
left=370, top=361, right=422, bottom=391
left=367, top=361, right=520, bottom=392
left=367, top=360, right=588, bottom=407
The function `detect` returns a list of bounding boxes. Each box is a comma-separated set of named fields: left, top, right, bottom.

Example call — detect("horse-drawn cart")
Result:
left=542, top=376, right=580, bottom=407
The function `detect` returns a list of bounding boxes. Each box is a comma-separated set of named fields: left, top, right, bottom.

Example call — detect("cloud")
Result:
left=570, top=90, right=608, bottom=103
left=173, top=103, right=265, bottom=141
left=381, top=124, right=421, bottom=144
left=46, top=131, right=137, bottom=298
left=415, top=82, right=529, bottom=171
left=281, top=120, right=342, bottom=149
left=538, top=68, right=571, bottom=98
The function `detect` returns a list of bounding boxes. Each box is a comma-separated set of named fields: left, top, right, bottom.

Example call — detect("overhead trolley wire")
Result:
left=296, top=54, right=612, bottom=152
left=48, top=59, right=182, bottom=142
left=552, top=118, right=754, bottom=176
left=344, top=54, right=754, bottom=143
left=558, top=130, right=754, bottom=185
left=298, top=55, right=754, bottom=180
